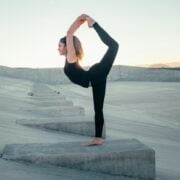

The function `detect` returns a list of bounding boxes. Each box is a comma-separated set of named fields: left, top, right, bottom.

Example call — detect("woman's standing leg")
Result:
left=92, top=80, right=107, bottom=137
left=84, top=79, right=107, bottom=146
left=84, top=18, right=119, bottom=146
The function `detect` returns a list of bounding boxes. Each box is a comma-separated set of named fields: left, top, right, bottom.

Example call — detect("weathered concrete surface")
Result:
left=16, top=115, right=91, bottom=123
left=0, top=159, right=137, bottom=180
left=25, top=106, right=85, bottom=117
left=25, top=100, right=74, bottom=107
left=28, top=90, right=62, bottom=95
left=29, top=95, right=66, bottom=101
left=30, top=91, right=61, bottom=96
left=16, top=117, right=106, bottom=139
left=2, top=139, right=155, bottom=180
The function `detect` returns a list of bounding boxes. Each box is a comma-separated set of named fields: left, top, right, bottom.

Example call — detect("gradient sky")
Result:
left=0, top=0, right=180, bottom=68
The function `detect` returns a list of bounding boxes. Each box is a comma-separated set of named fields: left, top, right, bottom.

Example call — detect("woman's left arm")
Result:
left=66, top=14, right=86, bottom=62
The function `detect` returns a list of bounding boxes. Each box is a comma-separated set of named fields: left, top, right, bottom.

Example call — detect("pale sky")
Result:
left=0, top=0, right=180, bottom=68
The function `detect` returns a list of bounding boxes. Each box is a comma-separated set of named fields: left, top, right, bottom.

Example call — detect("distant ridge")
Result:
left=137, top=61, right=180, bottom=68
left=0, top=64, right=180, bottom=83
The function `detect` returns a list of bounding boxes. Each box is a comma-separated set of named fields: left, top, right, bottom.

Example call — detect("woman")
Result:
left=58, top=14, right=119, bottom=146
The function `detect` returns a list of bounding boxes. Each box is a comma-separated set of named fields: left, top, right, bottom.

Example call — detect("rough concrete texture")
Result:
left=16, top=118, right=106, bottom=139
left=25, top=100, right=74, bottom=107
left=16, top=115, right=92, bottom=124
left=29, top=95, right=66, bottom=101
left=0, top=158, right=138, bottom=180
left=25, top=106, right=85, bottom=117
left=2, top=139, right=155, bottom=180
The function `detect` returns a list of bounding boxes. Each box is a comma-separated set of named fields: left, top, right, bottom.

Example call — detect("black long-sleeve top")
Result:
left=63, top=22, right=119, bottom=88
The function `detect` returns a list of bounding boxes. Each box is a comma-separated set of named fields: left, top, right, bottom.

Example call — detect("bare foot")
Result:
left=84, top=138, right=103, bottom=147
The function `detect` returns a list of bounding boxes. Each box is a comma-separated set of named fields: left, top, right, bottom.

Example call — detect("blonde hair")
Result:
left=60, top=36, right=84, bottom=61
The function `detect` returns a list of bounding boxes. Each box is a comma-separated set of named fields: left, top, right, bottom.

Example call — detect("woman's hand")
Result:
left=85, top=15, right=96, bottom=28
left=77, top=14, right=87, bottom=25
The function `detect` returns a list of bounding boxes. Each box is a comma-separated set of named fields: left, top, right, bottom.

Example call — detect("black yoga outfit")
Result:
left=64, top=22, right=119, bottom=137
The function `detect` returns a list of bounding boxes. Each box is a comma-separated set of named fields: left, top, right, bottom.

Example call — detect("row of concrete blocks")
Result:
left=15, top=117, right=155, bottom=179
left=25, top=84, right=107, bottom=137
left=2, top=87, right=156, bottom=179
left=25, top=89, right=107, bottom=138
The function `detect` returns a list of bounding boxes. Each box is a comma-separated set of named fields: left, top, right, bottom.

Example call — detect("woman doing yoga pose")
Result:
left=58, top=14, right=119, bottom=146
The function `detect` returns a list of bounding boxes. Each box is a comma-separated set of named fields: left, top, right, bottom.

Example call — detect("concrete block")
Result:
left=16, top=118, right=106, bottom=139
left=26, top=100, right=74, bottom=107
left=25, top=106, right=85, bottom=117
left=2, top=139, right=155, bottom=180
left=32, top=93, right=63, bottom=97
left=30, top=95, right=66, bottom=101
left=16, top=115, right=91, bottom=124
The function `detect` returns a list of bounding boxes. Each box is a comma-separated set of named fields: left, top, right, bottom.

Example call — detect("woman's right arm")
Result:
left=66, top=14, right=86, bottom=63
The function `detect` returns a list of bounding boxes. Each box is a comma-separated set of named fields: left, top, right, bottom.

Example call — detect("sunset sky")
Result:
left=0, top=0, right=180, bottom=68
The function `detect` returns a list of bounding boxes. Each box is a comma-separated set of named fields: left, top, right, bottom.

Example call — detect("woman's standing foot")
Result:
left=84, top=137, right=103, bottom=146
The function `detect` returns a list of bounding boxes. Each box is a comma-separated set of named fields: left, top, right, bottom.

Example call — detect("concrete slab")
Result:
left=31, top=90, right=63, bottom=95
left=24, top=98, right=72, bottom=105
left=32, top=93, right=64, bottom=97
left=0, top=159, right=137, bottom=180
left=29, top=95, right=66, bottom=101
left=16, top=118, right=106, bottom=139
left=2, top=139, right=155, bottom=180
left=26, top=100, right=74, bottom=107
left=16, top=115, right=92, bottom=123
left=25, top=106, right=85, bottom=117
left=21, top=103, right=74, bottom=111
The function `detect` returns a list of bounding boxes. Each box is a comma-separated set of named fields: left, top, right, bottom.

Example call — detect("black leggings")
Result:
left=92, top=80, right=106, bottom=137
left=89, top=48, right=119, bottom=137
left=87, top=22, right=119, bottom=138
left=89, top=52, right=115, bottom=137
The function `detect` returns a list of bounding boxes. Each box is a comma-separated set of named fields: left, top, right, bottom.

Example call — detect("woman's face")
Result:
left=58, top=42, right=67, bottom=56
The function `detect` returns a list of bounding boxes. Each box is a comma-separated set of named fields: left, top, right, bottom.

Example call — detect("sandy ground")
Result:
left=0, top=75, right=180, bottom=180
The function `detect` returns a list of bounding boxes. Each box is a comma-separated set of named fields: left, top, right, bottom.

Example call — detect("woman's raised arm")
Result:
left=66, top=14, right=86, bottom=63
